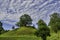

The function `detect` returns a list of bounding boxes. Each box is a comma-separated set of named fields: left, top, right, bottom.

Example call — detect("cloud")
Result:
left=0, top=0, right=60, bottom=30
left=0, top=12, right=7, bottom=20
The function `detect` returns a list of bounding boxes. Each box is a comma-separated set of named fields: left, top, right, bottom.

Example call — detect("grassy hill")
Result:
left=0, top=27, right=41, bottom=40
left=0, top=27, right=36, bottom=37
left=0, top=27, right=60, bottom=40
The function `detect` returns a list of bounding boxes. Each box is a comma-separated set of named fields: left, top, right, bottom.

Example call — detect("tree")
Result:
left=12, top=26, right=15, bottom=30
left=49, top=13, right=60, bottom=33
left=0, top=21, right=4, bottom=34
left=16, top=14, right=32, bottom=27
left=35, top=20, right=50, bottom=40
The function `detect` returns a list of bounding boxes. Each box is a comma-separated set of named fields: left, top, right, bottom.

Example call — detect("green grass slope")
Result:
left=0, top=27, right=36, bottom=37
left=0, top=27, right=60, bottom=40
left=0, top=27, right=41, bottom=40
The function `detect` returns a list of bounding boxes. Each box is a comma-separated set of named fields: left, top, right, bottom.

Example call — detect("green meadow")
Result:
left=0, top=27, right=60, bottom=40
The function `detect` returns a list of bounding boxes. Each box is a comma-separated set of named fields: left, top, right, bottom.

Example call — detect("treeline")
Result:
left=0, top=13, right=60, bottom=40
left=0, top=22, right=6, bottom=34
left=16, top=14, right=50, bottom=40
left=16, top=13, right=60, bottom=40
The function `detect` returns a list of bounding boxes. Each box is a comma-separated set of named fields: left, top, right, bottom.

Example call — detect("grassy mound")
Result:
left=0, top=27, right=36, bottom=37
left=0, top=27, right=41, bottom=40
left=0, top=27, right=60, bottom=40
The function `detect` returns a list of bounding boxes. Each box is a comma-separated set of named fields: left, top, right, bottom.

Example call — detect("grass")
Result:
left=0, top=27, right=36, bottom=37
left=0, top=37, right=41, bottom=40
left=0, top=27, right=60, bottom=40
left=0, top=27, right=42, bottom=40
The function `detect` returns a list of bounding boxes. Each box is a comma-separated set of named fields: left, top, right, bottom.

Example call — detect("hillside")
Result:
left=0, top=27, right=41, bottom=40
left=0, top=27, right=36, bottom=37
left=0, top=27, right=60, bottom=40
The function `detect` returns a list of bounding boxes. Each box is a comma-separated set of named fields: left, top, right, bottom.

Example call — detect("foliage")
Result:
left=49, top=13, right=60, bottom=33
left=0, top=21, right=4, bottom=34
left=12, top=26, right=15, bottom=30
left=25, top=26, right=36, bottom=29
left=35, top=20, right=50, bottom=40
left=16, top=14, right=32, bottom=27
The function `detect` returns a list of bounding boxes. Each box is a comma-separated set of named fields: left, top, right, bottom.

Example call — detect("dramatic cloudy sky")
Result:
left=0, top=0, right=60, bottom=30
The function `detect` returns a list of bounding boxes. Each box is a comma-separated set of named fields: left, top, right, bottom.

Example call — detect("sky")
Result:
left=0, top=0, right=60, bottom=30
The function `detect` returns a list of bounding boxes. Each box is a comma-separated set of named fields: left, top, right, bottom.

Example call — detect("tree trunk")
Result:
left=0, top=30, right=1, bottom=34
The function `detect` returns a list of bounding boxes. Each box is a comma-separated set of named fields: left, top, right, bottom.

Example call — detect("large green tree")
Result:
left=35, top=20, right=50, bottom=40
left=49, top=13, right=60, bottom=33
left=16, top=14, right=32, bottom=27
left=0, top=21, right=4, bottom=34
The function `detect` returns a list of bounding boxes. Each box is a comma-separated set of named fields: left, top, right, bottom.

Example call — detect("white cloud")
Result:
left=0, top=12, right=7, bottom=20
left=0, top=0, right=60, bottom=29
